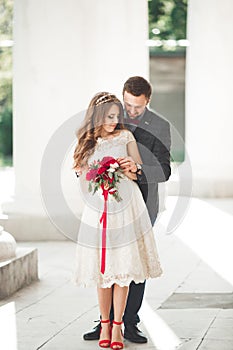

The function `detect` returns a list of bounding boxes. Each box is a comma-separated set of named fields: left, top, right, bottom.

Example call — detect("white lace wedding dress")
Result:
left=74, top=130, right=162, bottom=288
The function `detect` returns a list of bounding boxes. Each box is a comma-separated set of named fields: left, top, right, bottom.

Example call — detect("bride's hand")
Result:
left=117, top=156, right=137, bottom=172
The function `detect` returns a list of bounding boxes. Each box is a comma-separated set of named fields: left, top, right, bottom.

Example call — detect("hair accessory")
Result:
left=95, top=94, right=114, bottom=106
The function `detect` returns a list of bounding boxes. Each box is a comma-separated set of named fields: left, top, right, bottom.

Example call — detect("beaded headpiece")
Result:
left=95, top=94, right=115, bottom=106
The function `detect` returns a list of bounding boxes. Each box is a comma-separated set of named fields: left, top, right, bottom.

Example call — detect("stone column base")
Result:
left=0, top=247, right=38, bottom=299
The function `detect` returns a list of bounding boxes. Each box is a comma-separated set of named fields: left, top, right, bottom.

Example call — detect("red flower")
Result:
left=99, top=156, right=118, bottom=168
left=86, top=168, right=98, bottom=181
left=97, top=166, right=107, bottom=175
left=100, top=156, right=115, bottom=165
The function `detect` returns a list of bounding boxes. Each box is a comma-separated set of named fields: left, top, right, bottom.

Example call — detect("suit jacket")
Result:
left=125, top=107, right=171, bottom=224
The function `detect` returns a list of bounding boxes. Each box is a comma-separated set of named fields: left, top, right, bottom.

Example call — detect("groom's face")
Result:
left=123, top=91, right=149, bottom=119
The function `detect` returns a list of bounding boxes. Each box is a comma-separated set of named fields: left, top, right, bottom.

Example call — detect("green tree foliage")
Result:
left=148, top=0, right=187, bottom=49
left=0, top=78, right=12, bottom=160
left=0, top=83, right=12, bottom=157
left=0, top=0, right=13, bottom=40
left=0, top=0, right=13, bottom=164
left=171, top=0, right=187, bottom=39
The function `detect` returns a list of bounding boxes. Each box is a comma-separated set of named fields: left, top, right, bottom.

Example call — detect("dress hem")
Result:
left=73, top=269, right=163, bottom=288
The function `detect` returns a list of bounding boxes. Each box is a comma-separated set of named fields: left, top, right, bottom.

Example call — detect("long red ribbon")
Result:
left=100, top=186, right=108, bottom=274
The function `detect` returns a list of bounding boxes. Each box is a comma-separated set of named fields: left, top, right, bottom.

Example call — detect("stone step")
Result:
left=0, top=247, right=38, bottom=299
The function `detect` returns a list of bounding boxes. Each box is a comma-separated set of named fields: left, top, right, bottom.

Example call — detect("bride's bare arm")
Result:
left=127, top=140, right=142, bottom=164
left=118, top=140, right=142, bottom=180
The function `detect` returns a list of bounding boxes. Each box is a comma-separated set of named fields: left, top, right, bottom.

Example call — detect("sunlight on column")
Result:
left=0, top=302, right=17, bottom=349
left=174, top=198, right=233, bottom=286
left=140, top=300, right=181, bottom=350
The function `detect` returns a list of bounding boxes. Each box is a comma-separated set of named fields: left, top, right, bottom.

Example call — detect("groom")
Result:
left=83, top=76, right=171, bottom=343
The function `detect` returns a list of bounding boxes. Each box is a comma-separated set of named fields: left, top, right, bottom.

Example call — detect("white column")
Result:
left=3, top=0, right=149, bottom=239
left=186, top=0, right=233, bottom=196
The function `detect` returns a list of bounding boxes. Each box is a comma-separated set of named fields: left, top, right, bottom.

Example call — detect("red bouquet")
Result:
left=86, top=156, right=123, bottom=202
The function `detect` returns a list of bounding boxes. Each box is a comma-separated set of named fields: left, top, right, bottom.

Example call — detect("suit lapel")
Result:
left=138, top=108, right=153, bottom=131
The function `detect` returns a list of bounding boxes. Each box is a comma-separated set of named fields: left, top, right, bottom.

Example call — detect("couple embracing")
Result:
left=73, top=76, right=171, bottom=349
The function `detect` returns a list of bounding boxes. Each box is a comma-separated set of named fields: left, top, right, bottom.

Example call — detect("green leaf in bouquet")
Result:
left=113, top=191, right=122, bottom=202
left=93, top=184, right=99, bottom=195
left=88, top=182, right=92, bottom=192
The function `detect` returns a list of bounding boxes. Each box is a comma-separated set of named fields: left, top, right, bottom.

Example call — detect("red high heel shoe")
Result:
left=99, top=319, right=111, bottom=348
left=110, top=320, right=124, bottom=349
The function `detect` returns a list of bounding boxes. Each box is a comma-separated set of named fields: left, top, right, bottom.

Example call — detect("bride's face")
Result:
left=102, top=104, right=120, bottom=134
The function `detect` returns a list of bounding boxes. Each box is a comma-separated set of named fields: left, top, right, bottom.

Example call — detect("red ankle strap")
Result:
left=112, top=320, right=123, bottom=325
left=101, top=319, right=110, bottom=324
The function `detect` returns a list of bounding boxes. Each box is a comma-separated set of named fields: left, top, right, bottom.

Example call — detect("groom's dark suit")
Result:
left=123, top=107, right=171, bottom=325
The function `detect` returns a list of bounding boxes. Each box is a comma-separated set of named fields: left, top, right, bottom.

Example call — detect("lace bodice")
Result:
left=88, top=130, right=135, bottom=164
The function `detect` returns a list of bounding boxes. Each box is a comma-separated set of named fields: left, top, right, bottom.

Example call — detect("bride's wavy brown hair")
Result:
left=73, top=92, right=125, bottom=168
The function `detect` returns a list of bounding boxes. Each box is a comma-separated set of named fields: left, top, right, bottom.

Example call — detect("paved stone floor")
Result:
left=0, top=197, right=233, bottom=349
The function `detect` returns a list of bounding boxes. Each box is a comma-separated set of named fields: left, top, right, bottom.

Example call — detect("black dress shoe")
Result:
left=124, top=324, right=148, bottom=343
left=83, top=322, right=101, bottom=340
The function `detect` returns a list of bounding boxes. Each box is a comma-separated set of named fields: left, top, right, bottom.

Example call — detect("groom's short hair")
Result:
left=123, top=76, right=152, bottom=100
